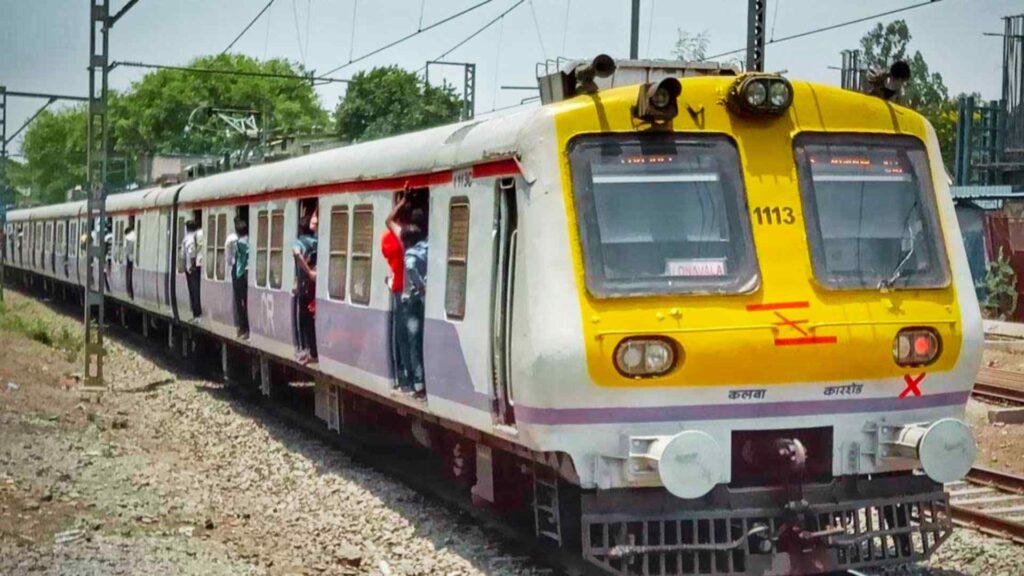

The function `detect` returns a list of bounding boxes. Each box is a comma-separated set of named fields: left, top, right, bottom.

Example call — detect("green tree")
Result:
left=15, top=54, right=329, bottom=206
left=334, top=66, right=463, bottom=142
left=858, top=20, right=956, bottom=167
left=14, top=104, right=89, bottom=205
left=113, top=53, right=329, bottom=156
left=673, top=30, right=710, bottom=62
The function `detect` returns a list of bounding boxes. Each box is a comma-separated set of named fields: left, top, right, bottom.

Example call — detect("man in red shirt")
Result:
left=383, top=192, right=410, bottom=390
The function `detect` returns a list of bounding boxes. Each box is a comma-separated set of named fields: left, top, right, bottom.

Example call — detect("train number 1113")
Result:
left=752, top=206, right=795, bottom=225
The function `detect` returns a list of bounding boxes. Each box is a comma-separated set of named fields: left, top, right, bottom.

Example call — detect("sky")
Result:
left=0, top=0, right=1020, bottom=155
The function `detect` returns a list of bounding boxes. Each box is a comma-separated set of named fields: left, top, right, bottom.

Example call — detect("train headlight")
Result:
left=893, top=328, right=941, bottom=367
left=728, top=74, right=793, bottom=117
left=745, top=80, right=767, bottom=107
left=614, top=338, right=678, bottom=377
left=633, top=77, right=682, bottom=125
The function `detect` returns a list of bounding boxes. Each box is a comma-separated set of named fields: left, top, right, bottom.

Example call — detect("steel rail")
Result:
left=950, top=467, right=1024, bottom=545
left=972, top=367, right=1024, bottom=406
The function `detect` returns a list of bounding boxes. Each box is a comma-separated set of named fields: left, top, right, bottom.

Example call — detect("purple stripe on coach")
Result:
left=512, top=390, right=972, bottom=425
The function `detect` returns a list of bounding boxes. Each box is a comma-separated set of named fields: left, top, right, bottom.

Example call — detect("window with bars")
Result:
left=135, top=220, right=142, bottom=263
left=70, top=222, right=78, bottom=257
left=205, top=213, right=216, bottom=279
left=115, top=221, right=124, bottom=263
left=445, top=198, right=470, bottom=319
left=57, top=222, right=66, bottom=257
left=45, top=222, right=53, bottom=254
left=269, top=211, right=284, bottom=289
left=329, top=206, right=349, bottom=301
left=175, top=217, right=186, bottom=272
left=215, top=213, right=227, bottom=281
left=256, top=211, right=269, bottom=287
left=350, top=205, right=374, bottom=305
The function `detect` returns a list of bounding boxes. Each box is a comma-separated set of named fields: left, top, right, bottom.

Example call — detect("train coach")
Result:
left=3, top=57, right=982, bottom=576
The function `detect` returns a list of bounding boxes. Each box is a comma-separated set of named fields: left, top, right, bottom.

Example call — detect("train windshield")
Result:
left=568, top=134, right=759, bottom=297
left=795, top=134, right=949, bottom=290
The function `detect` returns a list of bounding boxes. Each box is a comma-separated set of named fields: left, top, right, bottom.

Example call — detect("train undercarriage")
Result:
left=3, top=268, right=954, bottom=576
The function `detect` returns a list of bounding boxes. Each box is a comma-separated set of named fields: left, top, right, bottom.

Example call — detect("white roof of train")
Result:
left=6, top=105, right=538, bottom=221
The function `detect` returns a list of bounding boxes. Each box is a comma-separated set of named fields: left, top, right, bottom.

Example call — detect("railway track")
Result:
left=948, top=466, right=1024, bottom=545
left=971, top=367, right=1024, bottom=405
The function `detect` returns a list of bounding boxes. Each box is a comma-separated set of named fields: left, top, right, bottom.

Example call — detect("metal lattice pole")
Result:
left=1, top=85, right=7, bottom=304
left=84, top=0, right=111, bottom=393
left=746, top=0, right=767, bottom=72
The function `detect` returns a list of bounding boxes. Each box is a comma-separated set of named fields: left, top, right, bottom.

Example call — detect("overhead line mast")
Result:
left=84, top=0, right=143, bottom=395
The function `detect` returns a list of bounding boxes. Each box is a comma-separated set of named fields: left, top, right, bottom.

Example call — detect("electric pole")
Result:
left=84, top=0, right=142, bottom=394
left=1, top=86, right=7, bottom=304
left=630, top=0, right=640, bottom=59
left=746, top=0, right=767, bottom=72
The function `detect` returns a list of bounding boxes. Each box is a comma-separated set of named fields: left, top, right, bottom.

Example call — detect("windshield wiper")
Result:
left=878, top=222, right=917, bottom=291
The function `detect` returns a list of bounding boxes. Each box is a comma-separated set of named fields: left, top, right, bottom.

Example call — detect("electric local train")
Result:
left=3, top=56, right=981, bottom=576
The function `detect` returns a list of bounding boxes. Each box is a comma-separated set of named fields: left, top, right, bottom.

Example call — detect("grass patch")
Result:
left=0, top=301, right=83, bottom=362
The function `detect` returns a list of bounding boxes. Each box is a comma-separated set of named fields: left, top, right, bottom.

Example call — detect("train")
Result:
left=2, top=56, right=982, bottom=576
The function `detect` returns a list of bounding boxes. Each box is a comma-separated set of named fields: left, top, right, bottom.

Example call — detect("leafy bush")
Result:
left=980, top=247, right=1018, bottom=320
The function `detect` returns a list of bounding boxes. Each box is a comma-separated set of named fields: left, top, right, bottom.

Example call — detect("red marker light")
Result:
left=893, top=328, right=940, bottom=367
left=914, top=334, right=932, bottom=356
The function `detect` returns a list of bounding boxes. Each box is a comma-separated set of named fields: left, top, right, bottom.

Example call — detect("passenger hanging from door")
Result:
left=124, top=218, right=136, bottom=300
left=400, top=201, right=429, bottom=399
left=183, top=219, right=203, bottom=317
left=293, top=199, right=319, bottom=364
left=231, top=216, right=250, bottom=339
left=383, top=190, right=411, bottom=390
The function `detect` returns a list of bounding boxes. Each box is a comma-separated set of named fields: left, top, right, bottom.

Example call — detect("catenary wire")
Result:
left=322, top=0, right=497, bottom=76
left=702, top=0, right=944, bottom=62
left=560, top=0, right=571, bottom=55
left=291, top=0, right=306, bottom=64
left=528, top=0, right=548, bottom=61
left=428, top=0, right=527, bottom=64
left=221, top=0, right=277, bottom=56
left=348, top=0, right=359, bottom=63
left=645, top=0, right=657, bottom=57
left=769, top=0, right=781, bottom=42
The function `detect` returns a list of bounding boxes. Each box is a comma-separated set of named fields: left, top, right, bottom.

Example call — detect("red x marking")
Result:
left=773, top=311, right=809, bottom=336
left=900, top=373, right=926, bottom=398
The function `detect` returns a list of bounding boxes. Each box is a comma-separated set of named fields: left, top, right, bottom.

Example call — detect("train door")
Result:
left=425, top=173, right=516, bottom=425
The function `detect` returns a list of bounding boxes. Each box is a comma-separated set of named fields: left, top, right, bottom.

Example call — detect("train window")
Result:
left=269, top=211, right=284, bottom=289
left=445, top=197, right=470, bottom=319
left=256, top=210, right=269, bottom=287
left=215, top=213, right=227, bottom=281
left=205, top=213, right=217, bottom=280
left=328, top=206, right=349, bottom=301
left=70, top=222, right=78, bottom=256
left=350, top=205, right=374, bottom=305
left=176, top=217, right=186, bottom=273
left=57, top=222, right=66, bottom=256
left=115, top=221, right=124, bottom=263
left=794, top=133, right=949, bottom=290
left=568, top=134, right=759, bottom=297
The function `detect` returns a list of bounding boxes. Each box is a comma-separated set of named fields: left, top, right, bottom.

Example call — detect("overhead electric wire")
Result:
left=291, top=0, right=306, bottom=64
left=348, top=0, right=359, bottom=62
left=528, top=0, right=548, bottom=61
left=111, top=61, right=349, bottom=84
left=769, top=0, right=781, bottom=41
left=560, top=0, right=571, bottom=55
left=645, top=0, right=656, bottom=57
left=702, top=0, right=944, bottom=62
left=429, top=0, right=527, bottom=64
left=222, top=0, right=277, bottom=56
left=322, top=0, right=496, bottom=76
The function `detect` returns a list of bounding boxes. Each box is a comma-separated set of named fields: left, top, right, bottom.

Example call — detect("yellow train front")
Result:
left=514, top=60, right=981, bottom=575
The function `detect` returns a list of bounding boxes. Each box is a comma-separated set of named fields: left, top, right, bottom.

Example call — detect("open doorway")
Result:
left=384, top=187, right=429, bottom=397
left=293, top=198, right=319, bottom=364
left=230, top=205, right=251, bottom=338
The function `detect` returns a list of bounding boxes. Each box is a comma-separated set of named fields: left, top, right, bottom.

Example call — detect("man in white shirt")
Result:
left=124, top=224, right=137, bottom=299
left=225, top=227, right=238, bottom=277
left=183, top=220, right=202, bottom=317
